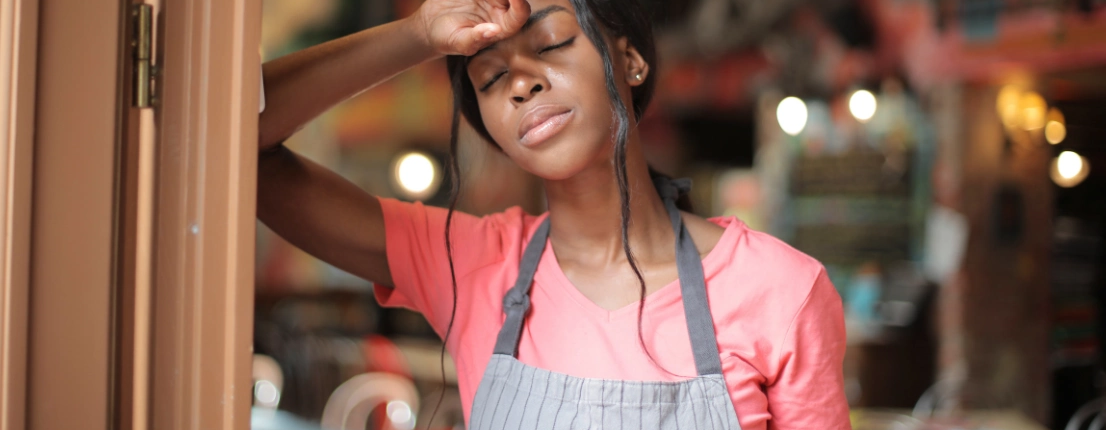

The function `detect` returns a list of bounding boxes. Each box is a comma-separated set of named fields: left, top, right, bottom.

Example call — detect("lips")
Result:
left=518, top=105, right=573, bottom=147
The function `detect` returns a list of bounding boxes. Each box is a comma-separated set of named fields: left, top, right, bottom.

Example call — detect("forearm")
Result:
left=258, top=16, right=439, bottom=149
left=256, top=147, right=392, bottom=284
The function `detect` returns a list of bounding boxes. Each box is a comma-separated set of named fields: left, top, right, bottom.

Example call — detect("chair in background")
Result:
left=320, top=372, right=419, bottom=430
left=252, top=354, right=326, bottom=430
left=1067, top=397, right=1106, bottom=430
left=912, top=379, right=960, bottom=419
left=253, top=354, right=284, bottom=409
left=1090, top=414, right=1106, bottom=430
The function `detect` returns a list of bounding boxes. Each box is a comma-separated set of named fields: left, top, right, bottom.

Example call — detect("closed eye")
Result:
left=480, top=71, right=507, bottom=92
left=539, top=37, right=576, bottom=55
left=478, top=37, right=576, bottom=92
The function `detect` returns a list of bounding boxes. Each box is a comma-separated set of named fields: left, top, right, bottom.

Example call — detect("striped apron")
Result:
left=468, top=178, right=742, bottom=430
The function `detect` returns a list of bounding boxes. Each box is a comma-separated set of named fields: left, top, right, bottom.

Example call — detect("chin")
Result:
left=525, top=162, right=587, bottom=181
left=511, top=141, right=612, bottom=182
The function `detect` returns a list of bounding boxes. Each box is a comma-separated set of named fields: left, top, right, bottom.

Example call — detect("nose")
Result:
left=509, top=70, right=548, bottom=105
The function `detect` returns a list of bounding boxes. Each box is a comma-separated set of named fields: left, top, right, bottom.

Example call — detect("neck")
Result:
left=543, top=134, right=674, bottom=266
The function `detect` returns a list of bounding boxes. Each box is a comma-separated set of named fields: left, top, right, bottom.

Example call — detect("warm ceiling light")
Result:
left=996, top=85, right=1023, bottom=128
left=776, top=97, right=808, bottom=136
left=1051, top=151, right=1090, bottom=188
left=1045, top=121, right=1066, bottom=145
left=849, top=90, right=877, bottom=123
left=1045, top=108, right=1066, bottom=145
left=1019, top=91, right=1047, bottom=130
left=393, top=152, right=440, bottom=199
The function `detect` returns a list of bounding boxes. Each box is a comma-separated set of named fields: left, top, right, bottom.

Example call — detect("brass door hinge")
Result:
left=132, top=3, right=157, bottom=107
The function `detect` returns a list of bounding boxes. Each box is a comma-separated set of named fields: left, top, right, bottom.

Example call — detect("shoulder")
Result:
left=709, top=216, right=825, bottom=285
left=378, top=197, right=547, bottom=268
left=379, top=197, right=543, bottom=236
left=482, top=206, right=549, bottom=254
left=705, top=218, right=844, bottom=369
left=680, top=212, right=727, bottom=258
left=704, top=216, right=833, bottom=323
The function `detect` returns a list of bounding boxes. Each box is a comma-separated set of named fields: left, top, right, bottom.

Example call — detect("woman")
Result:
left=258, top=0, right=851, bottom=428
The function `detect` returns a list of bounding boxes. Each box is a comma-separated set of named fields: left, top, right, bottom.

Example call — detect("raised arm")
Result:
left=259, top=18, right=435, bottom=149
left=256, top=0, right=530, bottom=286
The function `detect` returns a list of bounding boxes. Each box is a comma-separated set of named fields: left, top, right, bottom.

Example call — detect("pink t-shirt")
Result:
left=376, top=198, right=851, bottom=430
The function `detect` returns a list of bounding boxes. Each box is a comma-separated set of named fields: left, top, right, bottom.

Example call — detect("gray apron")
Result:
left=468, top=178, right=743, bottom=430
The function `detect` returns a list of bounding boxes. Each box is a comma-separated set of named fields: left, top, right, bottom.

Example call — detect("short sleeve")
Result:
left=374, top=198, right=508, bottom=334
left=766, top=268, right=852, bottom=429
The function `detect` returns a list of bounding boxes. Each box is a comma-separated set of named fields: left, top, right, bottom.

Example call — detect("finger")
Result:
left=451, top=26, right=497, bottom=56
left=501, top=0, right=532, bottom=32
left=473, top=22, right=501, bottom=40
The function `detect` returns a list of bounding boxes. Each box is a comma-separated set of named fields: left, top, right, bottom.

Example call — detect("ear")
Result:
left=615, top=37, right=650, bottom=87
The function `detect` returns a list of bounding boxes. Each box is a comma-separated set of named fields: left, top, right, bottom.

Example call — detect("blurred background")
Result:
left=250, top=0, right=1106, bottom=429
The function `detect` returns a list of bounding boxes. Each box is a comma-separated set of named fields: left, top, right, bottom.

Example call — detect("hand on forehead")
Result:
left=418, top=0, right=533, bottom=56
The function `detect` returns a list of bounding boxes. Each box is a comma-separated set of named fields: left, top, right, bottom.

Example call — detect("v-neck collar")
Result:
left=530, top=216, right=745, bottom=322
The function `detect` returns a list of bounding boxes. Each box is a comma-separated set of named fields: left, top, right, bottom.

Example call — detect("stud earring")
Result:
left=634, top=73, right=643, bottom=81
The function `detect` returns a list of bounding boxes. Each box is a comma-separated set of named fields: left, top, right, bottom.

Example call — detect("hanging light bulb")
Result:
left=848, top=90, right=877, bottom=122
left=1045, top=108, right=1066, bottom=145
left=776, top=97, right=808, bottom=136
left=1057, top=151, right=1083, bottom=179
left=393, top=152, right=440, bottom=200
left=1019, top=91, right=1047, bottom=130
left=1050, top=151, right=1090, bottom=188
left=996, top=85, right=1023, bottom=128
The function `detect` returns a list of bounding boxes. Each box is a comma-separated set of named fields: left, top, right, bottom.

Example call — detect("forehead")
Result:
left=469, top=0, right=579, bottom=60
left=528, top=0, right=574, bottom=12
left=522, top=0, right=577, bottom=32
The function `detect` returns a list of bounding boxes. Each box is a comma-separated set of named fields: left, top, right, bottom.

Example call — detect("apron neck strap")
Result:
left=655, top=176, right=725, bottom=376
left=492, top=219, right=550, bottom=357
left=492, top=177, right=725, bottom=376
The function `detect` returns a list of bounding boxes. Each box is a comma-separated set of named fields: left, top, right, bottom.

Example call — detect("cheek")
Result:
left=559, top=56, right=628, bottom=128
left=587, top=68, right=634, bottom=119
left=573, top=75, right=619, bottom=135
left=475, top=98, right=512, bottom=144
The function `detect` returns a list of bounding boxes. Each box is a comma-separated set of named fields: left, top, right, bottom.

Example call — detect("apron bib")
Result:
left=468, top=178, right=742, bottom=430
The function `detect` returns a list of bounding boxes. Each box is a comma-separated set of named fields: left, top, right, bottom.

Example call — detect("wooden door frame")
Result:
left=149, top=0, right=260, bottom=429
left=27, top=0, right=126, bottom=428
left=8, top=0, right=261, bottom=428
left=0, top=0, right=37, bottom=428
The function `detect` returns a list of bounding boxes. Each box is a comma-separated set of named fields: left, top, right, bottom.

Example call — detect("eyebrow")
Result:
left=471, top=5, right=570, bottom=59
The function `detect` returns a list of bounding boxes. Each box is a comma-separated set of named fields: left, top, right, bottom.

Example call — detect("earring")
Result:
left=634, top=73, right=643, bottom=81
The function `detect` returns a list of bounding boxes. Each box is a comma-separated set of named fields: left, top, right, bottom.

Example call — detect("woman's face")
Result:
left=465, top=0, right=648, bottom=180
